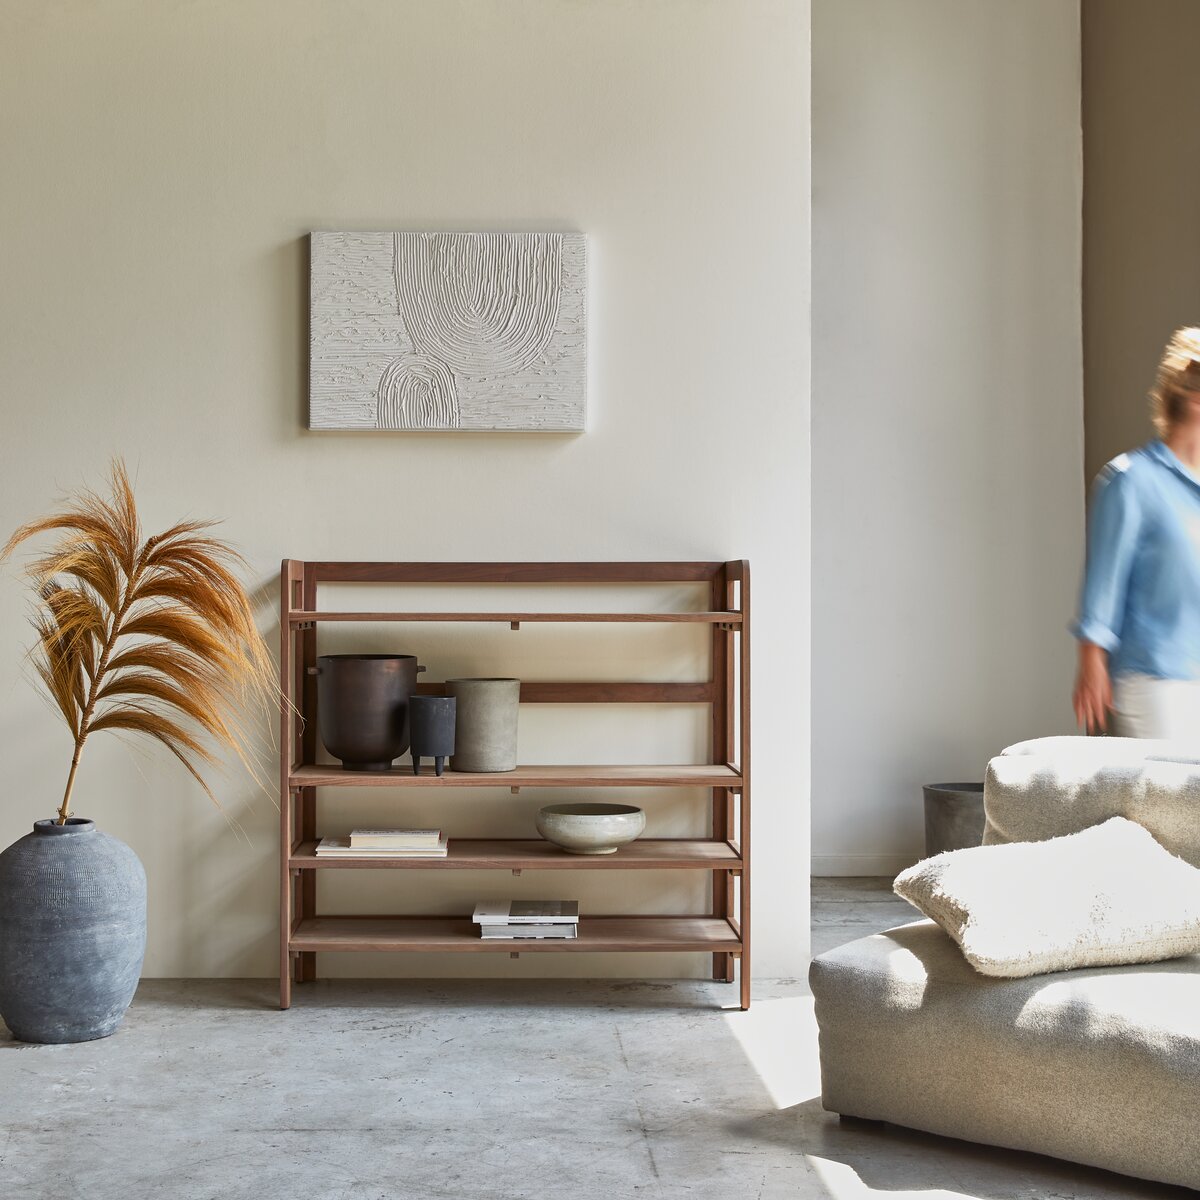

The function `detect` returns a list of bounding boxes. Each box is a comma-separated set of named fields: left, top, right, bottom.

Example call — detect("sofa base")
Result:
left=809, top=920, right=1200, bottom=1191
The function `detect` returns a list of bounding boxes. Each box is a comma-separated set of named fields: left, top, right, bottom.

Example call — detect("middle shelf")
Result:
left=290, top=915, right=743, bottom=953
left=290, top=838, right=742, bottom=871
left=289, top=763, right=742, bottom=789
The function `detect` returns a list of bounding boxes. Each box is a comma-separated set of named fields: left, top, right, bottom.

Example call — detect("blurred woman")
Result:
left=1073, top=326, right=1200, bottom=739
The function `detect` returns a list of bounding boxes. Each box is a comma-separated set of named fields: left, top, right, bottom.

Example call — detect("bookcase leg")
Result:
left=711, top=865, right=735, bottom=982
left=297, top=869, right=317, bottom=980
left=279, top=842, right=293, bottom=1006
left=297, top=787, right=318, bottom=983
left=711, top=792, right=735, bottom=982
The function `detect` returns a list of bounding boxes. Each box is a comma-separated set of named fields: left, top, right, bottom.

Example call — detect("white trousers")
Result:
left=1111, top=673, right=1200, bottom=740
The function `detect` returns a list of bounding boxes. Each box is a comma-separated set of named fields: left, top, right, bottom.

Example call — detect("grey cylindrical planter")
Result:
left=447, top=678, right=520, bottom=772
left=0, top=818, right=147, bottom=1044
left=923, top=782, right=985, bottom=857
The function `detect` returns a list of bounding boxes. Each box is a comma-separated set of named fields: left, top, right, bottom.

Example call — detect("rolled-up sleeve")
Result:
left=1072, top=462, right=1142, bottom=652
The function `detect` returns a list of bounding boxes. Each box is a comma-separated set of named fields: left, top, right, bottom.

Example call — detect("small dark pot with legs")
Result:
left=409, top=695, right=456, bottom=777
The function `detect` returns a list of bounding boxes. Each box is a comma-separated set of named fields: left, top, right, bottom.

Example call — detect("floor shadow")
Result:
left=131, top=976, right=744, bottom=1014
left=0, top=1033, right=61, bottom=1051
left=129, top=978, right=280, bottom=1013
left=732, top=1099, right=1192, bottom=1199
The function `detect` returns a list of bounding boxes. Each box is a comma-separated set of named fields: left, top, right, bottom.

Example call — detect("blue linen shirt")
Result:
left=1073, top=440, right=1200, bottom=679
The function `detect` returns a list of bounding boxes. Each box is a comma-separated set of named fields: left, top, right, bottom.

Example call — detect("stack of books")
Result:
left=315, top=829, right=448, bottom=858
left=472, top=899, right=579, bottom=940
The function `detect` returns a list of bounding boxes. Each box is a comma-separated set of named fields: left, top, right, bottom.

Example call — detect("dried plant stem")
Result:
left=59, top=751, right=83, bottom=825
left=56, top=569, right=139, bottom=823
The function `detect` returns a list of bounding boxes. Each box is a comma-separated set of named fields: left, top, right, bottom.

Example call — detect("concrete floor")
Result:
left=810, top=875, right=921, bottom=957
left=0, top=883, right=1189, bottom=1200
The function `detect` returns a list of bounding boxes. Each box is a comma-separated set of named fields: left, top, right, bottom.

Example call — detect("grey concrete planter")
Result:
left=447, top=678, right=520, bottom=772
left=0, top=818, right=146, bottom=1044
left=922, top=782, right=985, bottom=857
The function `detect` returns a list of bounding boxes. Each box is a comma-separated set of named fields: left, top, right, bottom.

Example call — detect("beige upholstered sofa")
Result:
left=809, top=736, right=1200, bottom=1191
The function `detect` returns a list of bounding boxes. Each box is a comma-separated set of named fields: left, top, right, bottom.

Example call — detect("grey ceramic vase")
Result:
left=0, top=818, right=147, bottom=1044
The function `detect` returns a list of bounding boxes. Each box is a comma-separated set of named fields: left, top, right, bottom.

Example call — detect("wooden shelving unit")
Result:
left=279, top=560, right=750, bottom=1010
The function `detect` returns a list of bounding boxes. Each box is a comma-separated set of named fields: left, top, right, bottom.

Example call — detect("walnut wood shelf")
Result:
left=279, top=559, right=751, bottom=1011
left=289, top=763, right=742, bottom=789
left=290, top=916, right=742, bottom=954
left=290, top=839, right=743, bottom=871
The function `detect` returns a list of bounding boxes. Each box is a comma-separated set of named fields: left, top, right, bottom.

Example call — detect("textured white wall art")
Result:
left=309, top=231, right=586, bottom=431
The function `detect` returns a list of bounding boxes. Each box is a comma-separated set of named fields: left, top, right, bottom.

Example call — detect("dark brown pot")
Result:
left=311, top=654, right=424, bottom=771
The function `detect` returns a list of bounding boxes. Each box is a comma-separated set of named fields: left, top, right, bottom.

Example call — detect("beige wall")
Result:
left=1082, top=0, right=1200, bottom=482
left=0, top=1, right=810, bottom=977
left=811, top=0, right=1084, bottom=874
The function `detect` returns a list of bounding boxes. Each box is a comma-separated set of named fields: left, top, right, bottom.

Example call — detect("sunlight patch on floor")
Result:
left=723, top=994, right=823, bottom=1109
left=807, top=1156, right=975, bottom=1200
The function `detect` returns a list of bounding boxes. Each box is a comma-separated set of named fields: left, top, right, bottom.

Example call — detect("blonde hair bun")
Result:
left=1150, top=326, right=1200, bottom=435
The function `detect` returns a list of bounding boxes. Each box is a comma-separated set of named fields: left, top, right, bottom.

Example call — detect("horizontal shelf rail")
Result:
left=289, top=764, right=742, bottom=789
left=305, top=562, right=730, bottom=584
left=289, top=915, right=742, bottom=953
left=429, top=681, right=718, bottom=704
left=289, top=610, right=742, bottom=625
left=289, top=838, right=742, bottom=871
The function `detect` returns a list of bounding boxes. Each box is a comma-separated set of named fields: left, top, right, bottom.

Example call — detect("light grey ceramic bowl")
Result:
left=535, top=802, right=646, bottom=855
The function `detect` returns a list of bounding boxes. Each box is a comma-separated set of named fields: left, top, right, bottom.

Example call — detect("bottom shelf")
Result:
left=290, top=915, right=742, bottom=954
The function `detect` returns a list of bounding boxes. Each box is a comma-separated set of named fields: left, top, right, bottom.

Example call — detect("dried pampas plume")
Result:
left=1, top=460, right=276, bottom=824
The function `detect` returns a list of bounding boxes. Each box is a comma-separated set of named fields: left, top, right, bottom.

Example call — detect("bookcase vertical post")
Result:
left=734, top=559, right=752, bottom=1011
left=278, top=559, right=303, bottom=1010
left=710, top=565, right=735, bottom=983
left=296, top=565, right=319, bottom=984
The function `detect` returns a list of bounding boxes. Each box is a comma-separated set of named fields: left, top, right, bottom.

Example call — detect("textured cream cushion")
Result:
left=894, top=816, right=1200, bottom=977
left=985, top=735, right=1200, bottom=865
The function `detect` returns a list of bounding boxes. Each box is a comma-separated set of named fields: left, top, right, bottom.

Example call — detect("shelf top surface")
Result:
left=290, top=915, right=741, bottom=952
left=284, top=561, right=745, bottom=586
left=291, top=838, right=741, bottom=868
left=289, top=763, right=741, bottom=788
left=288, top=611, right=741, bottom=624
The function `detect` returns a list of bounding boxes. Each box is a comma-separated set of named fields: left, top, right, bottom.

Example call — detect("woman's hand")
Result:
left=1073, top=641, right=1112, bottom=734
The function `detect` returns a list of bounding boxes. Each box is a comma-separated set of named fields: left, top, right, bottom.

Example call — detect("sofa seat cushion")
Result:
left=810, top=920, right=1200, bottom=1190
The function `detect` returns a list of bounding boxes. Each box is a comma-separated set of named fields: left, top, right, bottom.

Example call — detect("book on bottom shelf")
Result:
left=480, top=924, right=579, bottom=940
left=472, top=900, right=579, bottom=924
left=472, top=899, right=579, bottom=939
left=349, top=828, right=443, bottom=849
